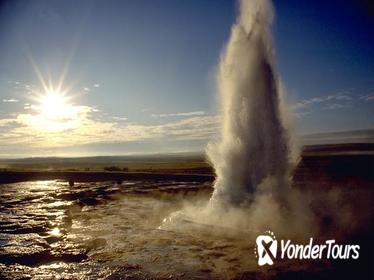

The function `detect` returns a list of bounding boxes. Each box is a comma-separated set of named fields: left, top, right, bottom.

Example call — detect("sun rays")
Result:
left=24, top=55, right=85, bottom=132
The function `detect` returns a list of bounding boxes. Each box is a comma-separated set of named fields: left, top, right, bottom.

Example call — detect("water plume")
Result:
left=161, top=0, right=317, bottom=237
left=161, top=0, right=359, bottom=246
left=207, top=0, right=293, bottom=206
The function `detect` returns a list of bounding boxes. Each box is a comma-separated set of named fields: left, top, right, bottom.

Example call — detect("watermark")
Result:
left=254, top=231, right=360, bottom=266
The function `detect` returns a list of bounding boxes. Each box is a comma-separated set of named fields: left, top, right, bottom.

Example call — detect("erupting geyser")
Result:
left=160, top=0, right=299, bottom=232
left=207, top=0, right=293, bottom=205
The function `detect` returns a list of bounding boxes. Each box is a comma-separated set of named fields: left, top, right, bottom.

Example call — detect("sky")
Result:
left=0, top=0, right=373, bottom=157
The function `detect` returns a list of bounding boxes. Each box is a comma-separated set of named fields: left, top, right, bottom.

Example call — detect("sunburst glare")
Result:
left=37, top=90, right=73, bottom=120
left=25, top=56, right=88, bottom=133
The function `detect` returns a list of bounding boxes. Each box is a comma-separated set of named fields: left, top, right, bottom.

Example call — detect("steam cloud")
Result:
left=207, top=0, right=292, bottom=206
left=161, top=0, right=358, bottom=239
left=161, top=0, right=308, bottom=237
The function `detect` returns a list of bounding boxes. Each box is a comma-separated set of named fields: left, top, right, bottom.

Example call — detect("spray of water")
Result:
left=160, top=0, right=306, bottom=236
left=161, top=0, right=359, bottom=241
left=207, top=0, right=292, bottom=206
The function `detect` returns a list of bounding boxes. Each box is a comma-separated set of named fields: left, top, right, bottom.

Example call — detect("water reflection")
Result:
left=0, top=180, right=216, bottom=279
left=49, top=227, right=61, bottom=236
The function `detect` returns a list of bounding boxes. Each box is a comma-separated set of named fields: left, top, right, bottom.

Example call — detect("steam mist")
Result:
left=207, top=0, right=292, bottom=206
left=160, top=0, right=307, bottom=236
left=161, top=0, right=357, bottom=239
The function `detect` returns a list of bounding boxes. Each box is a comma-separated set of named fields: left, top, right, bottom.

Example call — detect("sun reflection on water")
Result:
left=49, top=227, right=61, bottom=236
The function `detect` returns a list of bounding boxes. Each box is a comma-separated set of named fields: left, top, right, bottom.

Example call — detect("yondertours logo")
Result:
left=254, top=230, right=277, bottom=266
left=254, top=231, right=360, bottom=266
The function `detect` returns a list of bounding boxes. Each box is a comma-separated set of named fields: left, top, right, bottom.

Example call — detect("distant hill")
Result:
left=0, top=143, right=372, bottom=173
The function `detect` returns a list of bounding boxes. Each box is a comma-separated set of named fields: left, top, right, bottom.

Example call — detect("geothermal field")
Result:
left=0, top=0, right=373, bottom=279
left=0, top=148, right=373, bottom=279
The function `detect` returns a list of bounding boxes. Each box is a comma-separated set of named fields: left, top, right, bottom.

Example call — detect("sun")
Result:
left=26, top=88, right=83, bottom=132
left=38, top=90, right=72, bottom=120
left=27, top=55, right=79, bottom=122
left=26, top=57, right=88, bottom=132
left=33, top=88, right=85, bottom=131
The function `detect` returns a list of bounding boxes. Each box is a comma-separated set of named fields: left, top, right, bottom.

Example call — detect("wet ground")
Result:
left=0, top=179, right=373, bottom=279
left=0, top=180, right=216, bottom=279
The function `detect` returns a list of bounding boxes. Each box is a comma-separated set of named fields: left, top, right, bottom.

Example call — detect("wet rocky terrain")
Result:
left=0, top=148, right=373, bottom=279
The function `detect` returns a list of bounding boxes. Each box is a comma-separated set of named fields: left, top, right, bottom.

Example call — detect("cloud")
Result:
left=293, top=91, right=374, bottom=116
left=149, top=115, right=220, bottom=140
left=16, top=105, right=94, bottom=133
left=290, top=91, right=370, bottom=117
left=0, top=118, right=19, bottom=127
left=83, top=87, right=90, bottom=92
left=335, top=95, right=352, bottom=101
left=112, top=116, right=128, bottom=121
left=7, top=81, right=20, bottom=85
left=292, top=92, right=352, bottom=111
left=322, top=103, right=351, bottom=110
left=359, top=94, right=374, bottom=101
left=24, top=103, right=32, bottom=110
left=151, top=111, right=205, bottom=118
left=0, top=102, right=219, bottom=151
left=3, top=99, right=19, bottom=103
left=294, top=111, right=311, bottom=118
left=293, top=91, right=374, bottom=113
left=93, top=84, right=100, bottom=88
left=5, top=80, right=35, bottom=95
